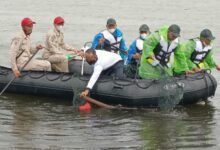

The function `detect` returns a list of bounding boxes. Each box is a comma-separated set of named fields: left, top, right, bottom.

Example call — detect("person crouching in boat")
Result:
left=138, top=24, right=191, bottom=79
left=91, top=18, right=127, bottom=61
left=10, top=18, right=51, bottom=77
left=183, top=29, right=220, bottom=72
left=42, top=16, right=79, bottom=72
left=80, top=49, right=124, bottom=97
left=125, top=24, right=151, bottom=78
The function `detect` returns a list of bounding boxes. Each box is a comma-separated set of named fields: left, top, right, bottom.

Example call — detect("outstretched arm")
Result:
left=80, top=65, right=103, bottom=97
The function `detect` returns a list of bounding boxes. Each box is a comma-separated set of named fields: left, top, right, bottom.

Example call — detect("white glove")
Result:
left=166, top=63, right=171, bottom=68
left=151, top=60, right=159, bottom=66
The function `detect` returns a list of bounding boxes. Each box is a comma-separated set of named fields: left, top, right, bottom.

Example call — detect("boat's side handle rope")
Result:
left=0, top=69, right=9, bottom=76
left=205, top=71, right=216, bottom=96
left=203, top=72, right=210, bottom=99
left=135, top=79, right=156, bottom=89
left=28, top=71, right=46, bottom=79
left=113, top=77, right=134, bottom=86
left=46, top=72, right=62, bottom=81
left=60, top=73, right=73, bottom=81
left=78, top=75, right=112, bottom=83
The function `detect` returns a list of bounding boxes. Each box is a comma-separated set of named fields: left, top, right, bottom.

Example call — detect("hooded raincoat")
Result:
left=139, top=26, right=189, bottom=79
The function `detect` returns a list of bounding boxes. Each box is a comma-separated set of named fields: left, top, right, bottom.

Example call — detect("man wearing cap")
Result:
left=139, top=24, right=190, bottom=79
left=125, top=24, right=151, bottom=78
left=91, top=18, right=127, bottom=61
left=183, top=29, right=220, bottom=72
left=43, top=16, right=78, bottom=72
left=10, top=18, right=51, bottom=77
left=79, top=48, right=124, bottom=97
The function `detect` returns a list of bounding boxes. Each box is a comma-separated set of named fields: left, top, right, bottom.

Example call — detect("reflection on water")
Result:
left=0, top=94, right=141, bottom=149
left=140, top=105, right=216, bottom=150
left=0, top=93, right=218, bottom=149
left=0, top=0, right=220, bottom=149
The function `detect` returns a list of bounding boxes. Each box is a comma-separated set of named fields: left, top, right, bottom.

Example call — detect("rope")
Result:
left=78, top=75, right=112, bottom=83
left=20, top=71, right=29, bottom=78
left=0, top=69, right=9, bottom=76
left=60, top=73, right=73, bottom=81
left=205, top=71, right=216, bottom=97
left=206, top=72, right=216, bottom=90
left=113, top=77, right=134, bottom=86
left=203, top=72, right=209, bottom=99
left=45, top=73, right=62, bottom=81
left=178, top=72, right=206, bottom=81
left=135, top=79, right=156, bottom=89
left=28, top=71, right=46, bottom=79
left=0, top=66, right=216, bottom=95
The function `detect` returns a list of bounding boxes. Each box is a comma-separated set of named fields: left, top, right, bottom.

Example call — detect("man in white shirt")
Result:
left=80, top=49, right=124, bottom=97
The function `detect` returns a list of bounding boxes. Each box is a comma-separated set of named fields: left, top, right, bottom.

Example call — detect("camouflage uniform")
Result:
left=10, top=30, right=51, bottom=72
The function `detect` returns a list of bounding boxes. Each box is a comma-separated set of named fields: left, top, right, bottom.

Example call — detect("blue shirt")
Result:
left=91, top=28, right=127, bottom=60
left=126, top=37, right=143, bottom=64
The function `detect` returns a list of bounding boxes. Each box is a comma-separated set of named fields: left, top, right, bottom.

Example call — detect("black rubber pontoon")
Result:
left=0, top=60, right=217, bottom=107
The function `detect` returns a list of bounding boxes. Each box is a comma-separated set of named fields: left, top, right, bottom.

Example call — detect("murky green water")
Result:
left=0, top=0, right=220, bottom=149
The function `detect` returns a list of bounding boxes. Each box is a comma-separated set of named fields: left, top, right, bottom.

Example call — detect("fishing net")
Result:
left=157, top=65, right=184, bottom=111
left=71, top=76, right=87, bottom=107
left=124, top=61, right=138, bottom=79
left=70, top=41, right=93, bottom=107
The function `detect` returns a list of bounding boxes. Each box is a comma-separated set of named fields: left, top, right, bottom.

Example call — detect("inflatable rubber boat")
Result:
left=0, top=60, right=217, bottom=107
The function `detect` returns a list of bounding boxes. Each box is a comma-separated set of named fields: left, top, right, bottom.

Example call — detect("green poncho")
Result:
left=139, top=26, right=189, bottom=79
left=183, top=39, right=216, bottom=70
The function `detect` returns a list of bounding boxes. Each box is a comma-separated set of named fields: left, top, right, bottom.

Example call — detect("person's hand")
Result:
left=192, top=67, right=201, bottom=73
left=13, top=69, right=21, bottom=77
left=72, top=48, right=79, bottom=53
left=185, top=70, right=195, bottom=74
left=147, top=58, right=159, bottom=66
left=78, top=50, right=85, bottom=58
left=147, top=57, right=159, bottom=67
left=133, top=53, right=141, bottom=60
left=99, top=38, right=105, bottom=44
left=36, top=44, right=44, bottom=50
left=80, top=89, right=89, bottom=98
left=216, top=64, right=220, bottom=71
left=121, top=50, right=128, bottom=55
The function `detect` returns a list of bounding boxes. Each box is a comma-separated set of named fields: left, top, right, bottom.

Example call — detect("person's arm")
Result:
left=80, top=65, right=103, bottom=97
left=9, top=37, right=22, bottom=77
left=46, top=34, right=63, bottom=54
left=30, top=45, right=38, bottom=54
left=127, top=41, right=137, bottom=64
left=91, top=33, right=104, bottom=49
left=60, top=34, right=75, bottom=51
left=86, top=65, right=103, bottom=89
left=141, top=32, right=160, bottom=65
left=203, top=50, right=217, bottom=69
left=30, top=45, right=45, bottom=54
left=119, top=38, right=127, bottom=51
left=173, top=44, right=190, bottom=73
left=182, top=41, right=197, bottom=70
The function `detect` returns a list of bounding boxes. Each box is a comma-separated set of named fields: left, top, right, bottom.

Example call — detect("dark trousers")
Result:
left=102, top=61, right=124, bottom=78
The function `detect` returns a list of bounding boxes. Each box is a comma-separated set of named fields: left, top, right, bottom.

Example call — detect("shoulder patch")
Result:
left=50, top=35, right=56, bottom=41
left=11, top=37, right=22, bottom=45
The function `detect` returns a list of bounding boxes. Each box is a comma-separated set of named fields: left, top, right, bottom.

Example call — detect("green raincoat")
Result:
left=183, top=39, right=216, bottom=70
left=139, top=26, right=189, bottom=79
